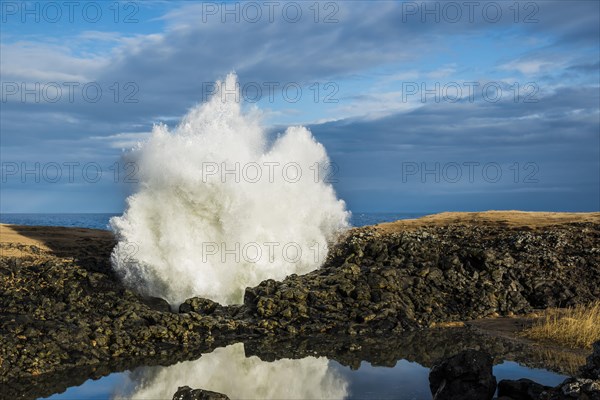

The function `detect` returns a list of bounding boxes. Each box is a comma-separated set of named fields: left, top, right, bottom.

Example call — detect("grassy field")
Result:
left=522, top=301, right=600, bottom=349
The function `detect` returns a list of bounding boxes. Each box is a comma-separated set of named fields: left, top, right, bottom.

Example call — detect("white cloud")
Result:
left=90, top=131, right=151, bottom=149
left=426, top=64, right=457, bottom=79
left=0, top=41, right=107, bottom=82
left=499, top=59, right=562, bottom=75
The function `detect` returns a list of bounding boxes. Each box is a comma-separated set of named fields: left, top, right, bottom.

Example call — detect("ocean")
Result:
left=0, top=212, right=430, bottom=230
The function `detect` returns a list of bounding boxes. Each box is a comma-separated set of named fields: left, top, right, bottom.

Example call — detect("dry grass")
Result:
left=522, top=301, right=600, bottom=349
left=375, top=211, right=600, bottom=234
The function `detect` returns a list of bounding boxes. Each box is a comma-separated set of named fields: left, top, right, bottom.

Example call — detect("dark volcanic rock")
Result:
left=173, top=385, right=230, bottom=400
left=142, top=296, right=172, bottom=313
left=180, top=297, right=220, bottom=315
left=581, top=341, right=600, bottom=380
left=429, top=349, right=497, bottom=400
left=227, top=222, right=600, bottom=335
left=498, top=378, right=552, bottom=400
left=0, top=250, right=245, bottom=385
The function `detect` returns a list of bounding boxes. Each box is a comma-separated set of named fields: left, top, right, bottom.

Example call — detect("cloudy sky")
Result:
left=1, top=0, right=598, bottom=213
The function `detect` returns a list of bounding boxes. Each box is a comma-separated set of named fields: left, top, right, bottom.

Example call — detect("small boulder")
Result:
left=429, top=349, right=497, bottom=400
left=141, top=296, right=172, bottom=313
left=173, top=385, right=230, bottom=400
left=179, top=297, right=219, bottom=315
left=498, top=378, right=552, bottom=400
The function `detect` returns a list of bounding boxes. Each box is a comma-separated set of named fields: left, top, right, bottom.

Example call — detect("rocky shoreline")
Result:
left=1, top=212, right=599, bottom=397
left=218, top=219, right=600, bottom=335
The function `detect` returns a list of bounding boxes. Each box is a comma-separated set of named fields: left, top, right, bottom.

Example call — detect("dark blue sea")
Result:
left=0, top=212, right=430, bottom=230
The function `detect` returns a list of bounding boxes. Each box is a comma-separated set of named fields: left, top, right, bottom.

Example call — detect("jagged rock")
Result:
left=173, top=385, right=230, bottom=400
left=429, top=350, right=497, bottom=400
left=235, top=222, right=600, bottom=335
left=498, top=378, right=552, bottom=400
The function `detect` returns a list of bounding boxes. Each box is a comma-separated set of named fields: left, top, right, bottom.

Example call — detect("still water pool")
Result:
left=41, top=340, right=568, bottom=400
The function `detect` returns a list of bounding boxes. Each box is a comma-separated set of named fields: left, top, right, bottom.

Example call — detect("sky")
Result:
left=1, top=0, right=599, bottom=213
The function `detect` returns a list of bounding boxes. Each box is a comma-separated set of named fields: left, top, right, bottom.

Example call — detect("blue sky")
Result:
left=1, top=0, right=599, bottom=213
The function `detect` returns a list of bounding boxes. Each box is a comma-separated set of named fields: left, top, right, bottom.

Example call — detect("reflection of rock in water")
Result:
left=243, top=327, right=587, bottom=377
left=112, top=343, right=348, bottom=400
left=3, top=327, right=587, bottom=400
left=429, top=350, right=497, bottom=400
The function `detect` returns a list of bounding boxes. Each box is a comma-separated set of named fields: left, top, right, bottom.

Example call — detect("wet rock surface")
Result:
left=432, top=345, right=600, bottom=400
left=500, top=377, right=600, bottom=400
left=542, top=378, right=600, bottom=399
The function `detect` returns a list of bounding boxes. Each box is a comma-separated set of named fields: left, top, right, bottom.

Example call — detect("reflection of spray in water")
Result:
left=112, top=343, right=349, bottom=399
left=110, top=73, right=349, bottom=306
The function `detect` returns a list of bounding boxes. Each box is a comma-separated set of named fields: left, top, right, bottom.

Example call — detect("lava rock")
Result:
left=235, top=222, right=600, bottom=335
left=429, top=349, right=497, bottom=400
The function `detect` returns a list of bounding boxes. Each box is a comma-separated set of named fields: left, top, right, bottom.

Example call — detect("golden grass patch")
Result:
left=522, top=301, right=600, bottom=349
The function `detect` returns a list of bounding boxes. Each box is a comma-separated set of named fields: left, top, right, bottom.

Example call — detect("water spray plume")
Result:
left=111, top=73, right=349, bottom=306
